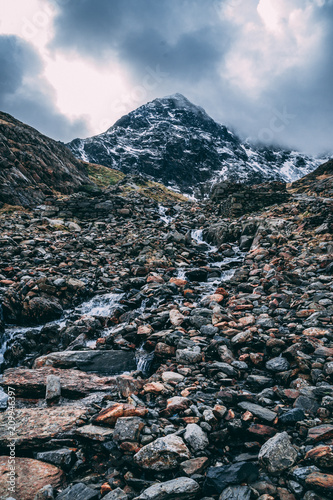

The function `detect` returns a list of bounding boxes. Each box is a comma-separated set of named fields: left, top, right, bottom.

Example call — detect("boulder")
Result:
left=0, top=456, right=64, bottom=500
left=259, top=432, right=297, bottom=473
left=134, top=434, right=190, bottom=471
left=135, top=477, right=200, bottom=500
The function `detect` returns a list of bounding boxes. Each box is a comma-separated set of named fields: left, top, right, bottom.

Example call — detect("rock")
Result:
left=279, top=408, right=305, bottom=424
left=133, top=434, right=191, bottom=471
left=180, top=457, right=209, bottom=476
left=160, top=396, right=190, bottom=417
left=305, top=446, right=333, bottom=469
left=33, top=350, right=136, bottom=374
left=185, top=268, right=208, bottom=282
left=135, top=477, right=200, bottom=500
left=170, top=309, right=185, bottom=326
left=258, top=432, right=297, bottom=473
left=22, top=296, right=63, bottom=324
left=36, top=448, right=76, bottom=471
left=204, top=462, right=259, bottom=495
left=184, top=423, right=209, bottom=451
left=103, top=488, right=128, bottom=500
left=266, top=357, right=290, bottom=372
left=0, top=456, right=64, bottom=500
left=219, top=486, right=252, bottom=500
left=176, top=346, right=202, bottom=364
left=162, top=371, right=184, bottom=384
left=94, top=403, right=148, bottom=426
left=305, top=472, right=333, bottom=494
left=238, top=402, right=277, bottom=423
left=0, top=407, right=87, bottom=448
left=1, top=367, right=118, bottom=398
left=57, top=482, right=99, bottom=500
left=113, top=417, right=145, bottom=442
left=34, top=484, right=55, bottom=499
left=45, top=375, right=61, bottom=402
left=307, top=425, right=333, bottom=443
left=75, top=424, right=114, bottom=441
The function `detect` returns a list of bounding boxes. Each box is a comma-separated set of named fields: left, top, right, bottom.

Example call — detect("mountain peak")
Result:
left=154, top=93, right=206, bottom=114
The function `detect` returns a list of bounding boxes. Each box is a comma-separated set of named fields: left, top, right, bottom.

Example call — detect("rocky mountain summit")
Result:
left=0, top=111, right=93, bottom=207
left=0, top=167, right=332, bottom=499
left=68, top=94, right=326, bottom=196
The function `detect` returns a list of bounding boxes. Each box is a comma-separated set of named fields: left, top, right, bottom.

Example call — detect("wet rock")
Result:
left=219, top=485, right=252, bottom=500
left=133, top=434, right=191, bottom=471
left=0, top=456, right=64, bottom=500
left=308, top=425, right=333, bottom=443
left=185, top=268, right=208, bottom=282
left=57, top=482, right=99, bottom=500
left=203, top=462, right=259, bottom=495
left=258, top=432, right=297, bottom=473
left=184, top=423, right=209, bottom=451
left=22, top=295, right=63, bottom=324
left=305, top=446, right=333, bottom=469
left=33, top=350, right=136, bottom=374
left=135, top=477, right=200, bottom=500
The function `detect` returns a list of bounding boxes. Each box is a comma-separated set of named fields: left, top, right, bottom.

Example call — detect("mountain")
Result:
left=67, top=93, right=327, bottom=196
left=0, top=111, right=93, bottom=207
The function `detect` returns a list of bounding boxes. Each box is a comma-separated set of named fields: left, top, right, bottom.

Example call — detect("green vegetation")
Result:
left=86, top=163, right=125, bottom=187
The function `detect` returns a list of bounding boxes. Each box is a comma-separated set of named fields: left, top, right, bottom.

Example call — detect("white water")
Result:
left=191, top=229, right=218, bottom=253
left=158, top=205, right=174, bottom=224
left=76, top=293, right=124, bottom=317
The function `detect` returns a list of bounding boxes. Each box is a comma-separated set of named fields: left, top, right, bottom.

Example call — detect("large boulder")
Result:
left=0, top=456, right=64, bottom=500
left=33, top=350, right=136, bottom=374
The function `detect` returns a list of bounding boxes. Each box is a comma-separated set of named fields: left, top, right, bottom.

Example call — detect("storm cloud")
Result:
left=1, top=0, right=332, bottom=154
left=48, top=0, right=332, bottom=154
left=0, top=35, right=89, bottom=141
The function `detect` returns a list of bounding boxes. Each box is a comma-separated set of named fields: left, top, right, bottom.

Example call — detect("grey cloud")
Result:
left=47, top=1, right=333, bottom=154
left=0, top=35, right=89, bottom=141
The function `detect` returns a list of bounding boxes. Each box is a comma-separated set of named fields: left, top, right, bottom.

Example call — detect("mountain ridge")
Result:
left=67, top=93, right=328, bottom=196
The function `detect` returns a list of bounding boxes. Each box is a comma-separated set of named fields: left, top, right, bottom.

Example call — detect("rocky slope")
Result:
left=0, top=111, right=93, bottom=207
left=0, top=174, right=332, bottom=499
left=68, top=94, right=326, bottom=196
left=290, top=159, right=333, bottom=198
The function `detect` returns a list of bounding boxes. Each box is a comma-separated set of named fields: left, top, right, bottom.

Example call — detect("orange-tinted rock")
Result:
left=143, top=382, right=166, bottom=393
left=308, top=425, right=333, bottom=443
left=276, top=487, right=296, bottom=500
left=147, top=274, right=164, bottom=284
left=170, top=309, right=185, bottom=326
left=1, top=366, right=117, bottom=398
left=238, top=315, right=256, bottom=327
left=170, top=277, right=188, bottom=287
left=180, top=457, right=209, bottom=475
left=305, top=472, right=333, bottom=493
left=248, top=424, right=277, bottom=438
left=203, top=293, right=225, bottom=303
left=303, top=327, right=329, bottom=337
left=0, top=456, right=65, bottom=500
left=154, top=342, right=176, bottom=358
left=215, top=287, right=229, bottom=297
left=137, top=325, right=153, bottom=335
left=305, top=445, right=333, bottom=468
left=93, top=403, right=148, bottom=426
left=160, top=396, right=190, bottom=417
left=0, top=407, right=87, bottom=448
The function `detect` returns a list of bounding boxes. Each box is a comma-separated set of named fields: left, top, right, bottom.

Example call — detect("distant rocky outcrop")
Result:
left=210, top=180, right=290, bottom=217
left=0, top=111, right=93, bottom=207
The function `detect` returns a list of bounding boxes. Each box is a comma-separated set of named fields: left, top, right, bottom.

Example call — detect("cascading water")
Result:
left=158, top=205, right=174, bottom=224
left=135, top=345, right=155, bottom=376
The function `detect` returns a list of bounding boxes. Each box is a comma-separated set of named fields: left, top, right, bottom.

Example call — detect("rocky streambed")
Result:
left=0, top=184, right=332, bottom=500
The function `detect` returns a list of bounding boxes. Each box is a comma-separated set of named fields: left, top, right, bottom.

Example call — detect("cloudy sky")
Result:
left=0, top=0, right=332, bottom=155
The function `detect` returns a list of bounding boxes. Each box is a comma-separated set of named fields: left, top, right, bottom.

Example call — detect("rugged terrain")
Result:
left=0, top=169, right=332, bottom=499
left=68, top=94, right=326, bottom=196
left=0, top=111, right=93, bottom=208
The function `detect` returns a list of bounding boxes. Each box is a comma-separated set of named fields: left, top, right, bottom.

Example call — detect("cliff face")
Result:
left=290, top=159, right=333, bottom=197
left=0, top=111, right=93, bottom=207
